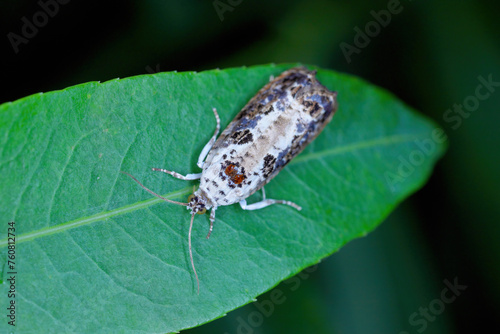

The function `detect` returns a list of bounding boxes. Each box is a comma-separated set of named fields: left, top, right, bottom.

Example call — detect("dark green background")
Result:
left=2, top=0, right=498, bottom=333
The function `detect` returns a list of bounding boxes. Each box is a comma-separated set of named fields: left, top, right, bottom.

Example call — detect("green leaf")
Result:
left=0, top=64, right=446, bottom=333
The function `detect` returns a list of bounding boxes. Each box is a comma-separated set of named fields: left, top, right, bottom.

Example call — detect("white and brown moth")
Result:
left=122, top=66, right=338, bottom=292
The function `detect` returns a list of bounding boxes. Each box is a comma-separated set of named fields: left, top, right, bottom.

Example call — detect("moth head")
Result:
left=187, top=192, right=208, bottom=215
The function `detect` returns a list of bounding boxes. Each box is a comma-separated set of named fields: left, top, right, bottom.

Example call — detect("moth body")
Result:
left=123, top=66, right=338, bottom=292
left=192, top=67, right=337, bottom=214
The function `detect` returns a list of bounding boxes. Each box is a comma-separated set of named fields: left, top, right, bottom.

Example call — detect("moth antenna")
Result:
left=120, top=171, right=188, bottom=206
left=188, top=212, right=200, bottom=294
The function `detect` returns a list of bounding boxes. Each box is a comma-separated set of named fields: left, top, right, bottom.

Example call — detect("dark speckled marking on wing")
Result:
left=265, top=85, right=337, bottom=181
left=222, top=67, right=337, bottom=185
left=219, top=67, right=334, bottom=148
left=200, top=66, right=338, bottom=205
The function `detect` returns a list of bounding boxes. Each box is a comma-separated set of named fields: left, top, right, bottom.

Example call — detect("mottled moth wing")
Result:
left=202, top=67, right=338, bottom=201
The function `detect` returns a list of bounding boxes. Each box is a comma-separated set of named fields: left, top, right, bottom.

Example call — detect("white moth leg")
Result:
left=239, top=198, right=302, bottom=211
left=206, top=207, right=217, bottom=239
left=197, top=108, right=221, bottom=169
left=151, top=168, right=202, bottom=181
left=261, top=187, right=266, bottom=200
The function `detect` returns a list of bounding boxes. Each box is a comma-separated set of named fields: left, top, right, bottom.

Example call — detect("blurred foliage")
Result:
left=1, top=0, right=499, bottom=332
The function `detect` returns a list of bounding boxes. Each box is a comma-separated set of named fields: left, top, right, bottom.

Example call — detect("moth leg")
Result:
left=239, top=198, right=302, bottom=211
left=152, top=108, right=219, bottom=180
left=197, top=108, right=221, bottom=169
left=151, top=168, right=201, bottom=180
left=206, top=207, right=217, bottom=239
left=261, top=187, right=266, bottom=200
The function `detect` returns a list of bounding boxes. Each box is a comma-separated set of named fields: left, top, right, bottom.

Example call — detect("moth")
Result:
left=122, top=66, right=338, bottom=292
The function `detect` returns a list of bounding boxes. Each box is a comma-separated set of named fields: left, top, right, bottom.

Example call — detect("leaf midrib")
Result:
left=0, top=133, right=422, bottom=248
